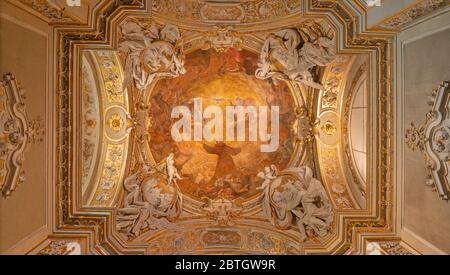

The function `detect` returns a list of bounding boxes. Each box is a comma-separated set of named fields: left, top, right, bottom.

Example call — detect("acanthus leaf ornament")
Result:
left=378, top=241, right=414, bottom=255
left=129, top=102, right=152, bottom=143
left=320, top=55, right=351, bottom=109
left=17, top=0, right=78, bottom=24
left=321, top=120, right=337, bottom=136
left=202, top=197, right=242, bottom=226
left=293, top=107, right=318, bottom=146
left=405, top=81, right=450, bottom=200
left=202, top=26, right=243, bottom=53
left=37, top=240, right=80, bottom=255
left=405, top=121, right=427, bottom=152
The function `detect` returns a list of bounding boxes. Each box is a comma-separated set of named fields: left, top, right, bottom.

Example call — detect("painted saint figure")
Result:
left=203, top=142, right=241, bottom=180
left=203, top=142, right=249, bottom=195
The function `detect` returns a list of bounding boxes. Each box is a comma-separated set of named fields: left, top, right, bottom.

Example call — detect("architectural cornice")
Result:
left=373, top=0, right=449, bottom=31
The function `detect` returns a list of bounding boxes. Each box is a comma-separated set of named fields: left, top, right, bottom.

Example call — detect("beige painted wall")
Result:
left=0, top=2, right=50, bottom=253
left=402, top=26, right=450, bottom=253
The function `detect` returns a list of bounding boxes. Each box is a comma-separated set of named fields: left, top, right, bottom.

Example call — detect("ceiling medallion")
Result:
left=321, top=120, right=337, bottom=136
left=405, top=81, right=450, bottom=200
left=109, top=114, right=124, bottom=132
left=36, top=239, right=81, bottom=255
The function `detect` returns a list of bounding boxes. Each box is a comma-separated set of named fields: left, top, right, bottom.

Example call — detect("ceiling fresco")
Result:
left=49, top=0, right=395, bottom=255
left=148, top=49, right=298, bottom=201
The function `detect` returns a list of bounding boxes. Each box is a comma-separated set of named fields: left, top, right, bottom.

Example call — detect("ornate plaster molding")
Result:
left=119, top=20, right=186, bottom=93
left=16, top=0, right=80, bottom=24
left=376, top=0, right=449, bottom=31
left=152, top=0, right=303, bottom=25
left=378, top=241, right=414, bottom=255
left=0, top=74, right=45, bottom=197
left=37, top=240, right=80, bottom=255
left=405, top=81, right=450, bottom=200
left=202, top=26, right=243, bottom=53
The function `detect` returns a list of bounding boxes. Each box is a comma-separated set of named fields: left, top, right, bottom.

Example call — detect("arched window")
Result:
left=349, top=78, right=368, bottom=184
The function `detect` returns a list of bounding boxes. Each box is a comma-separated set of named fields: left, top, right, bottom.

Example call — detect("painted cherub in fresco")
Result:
left=166, top=153, right=182, bottom=185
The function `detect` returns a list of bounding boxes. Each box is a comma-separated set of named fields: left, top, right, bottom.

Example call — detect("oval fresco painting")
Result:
left=148, top=49, right=297, bottom=200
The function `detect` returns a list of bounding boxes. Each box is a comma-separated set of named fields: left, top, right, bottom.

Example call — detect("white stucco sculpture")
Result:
left=255, top=26, right=336, bottom=90
left=118, top=20, right=186, bottom=93
left=258, top=165, right=334, bottom=242
left=116, top=155, right=182, bottom=237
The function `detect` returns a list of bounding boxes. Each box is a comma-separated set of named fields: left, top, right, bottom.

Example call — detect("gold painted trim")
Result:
left=372, top=0, right=449, bottom=31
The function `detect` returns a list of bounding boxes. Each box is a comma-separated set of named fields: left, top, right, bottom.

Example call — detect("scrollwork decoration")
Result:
left=405, top=81, right=450, bottom=200
left=0, top=74, right=45, bottom=197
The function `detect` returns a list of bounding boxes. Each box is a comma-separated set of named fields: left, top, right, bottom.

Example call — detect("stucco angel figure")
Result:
left=160, top=153, right=182, bottom=185
left=118, top=20, right=186, bottom=93
left=259, top=165, right=333, bottom=242
left=116, top=154, right=182, bottom=237
left=257, top=165, right=278, bottom=191
left=255, top=26, right=336, bottom=90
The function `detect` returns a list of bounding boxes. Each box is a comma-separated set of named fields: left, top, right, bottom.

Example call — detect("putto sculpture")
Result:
left=258, top=165, right=333, bottom=242
left=118, top=20, right=186, bottom=93
left=255, top=23, right=336, bottom=90
left=116, top=154, right=183, bottom=237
